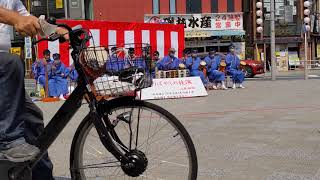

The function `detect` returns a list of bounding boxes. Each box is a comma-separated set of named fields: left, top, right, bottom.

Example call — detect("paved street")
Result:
left=37, top=79, right=320, bottom=180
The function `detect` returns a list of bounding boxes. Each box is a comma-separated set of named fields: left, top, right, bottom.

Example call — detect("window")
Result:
left=153, top=0, right=160, bottom=14
left=170, top=0, right=176, bottom=14
left=186, top=0, right=202, bottom=14
left=263, top=0, right=300, bottom=36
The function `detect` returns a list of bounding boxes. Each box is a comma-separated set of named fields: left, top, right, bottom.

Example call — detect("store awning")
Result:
left=185, top=30, right=246, bottom=38
left=210, top=30, right=246, bottom=36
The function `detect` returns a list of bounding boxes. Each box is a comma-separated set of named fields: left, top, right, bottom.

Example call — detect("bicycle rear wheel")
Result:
left=70, top=99, right=198, bottom=180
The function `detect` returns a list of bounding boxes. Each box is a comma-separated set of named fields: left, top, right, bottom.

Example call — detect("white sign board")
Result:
left=24, top=37, right=32, bottom=59
left=144, top=13, right=243, bottom=31
left=140, top=77, right=208, bottom=100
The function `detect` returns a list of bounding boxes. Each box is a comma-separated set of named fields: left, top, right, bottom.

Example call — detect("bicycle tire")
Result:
left=70, top=98, right=198, bottom=180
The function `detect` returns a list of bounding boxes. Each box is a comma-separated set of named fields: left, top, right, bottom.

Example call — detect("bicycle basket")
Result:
left=79, top=43, right=153, bottom=97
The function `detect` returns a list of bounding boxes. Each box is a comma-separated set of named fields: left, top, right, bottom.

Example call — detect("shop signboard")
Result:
left=288, top=51, right=300, bottom=66
left=144, top=13, right=243, bottom=32
left=276, top=51, right=289, bottom=71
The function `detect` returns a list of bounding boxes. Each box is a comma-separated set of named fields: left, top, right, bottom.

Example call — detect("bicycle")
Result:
left=0, top=23, right=198, bottom=180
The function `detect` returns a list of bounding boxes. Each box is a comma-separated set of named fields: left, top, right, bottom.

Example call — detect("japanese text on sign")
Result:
left=140, top=77, right=208, bottom=100
left=145, top=13, right=243, bottom=31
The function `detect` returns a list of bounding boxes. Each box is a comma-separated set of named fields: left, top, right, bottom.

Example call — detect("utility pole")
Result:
left=270, top=0, right=276, bottom=80
left=303, top=0, right=312, bottom=80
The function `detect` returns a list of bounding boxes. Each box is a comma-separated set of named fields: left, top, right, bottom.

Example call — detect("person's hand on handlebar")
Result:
left=13, top=14, right=69, bottom=40
left=13, top=15, right=41, bottom=37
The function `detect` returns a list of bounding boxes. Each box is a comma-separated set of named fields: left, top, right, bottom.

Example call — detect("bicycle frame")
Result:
left=8, top=26, right=129, bottom=180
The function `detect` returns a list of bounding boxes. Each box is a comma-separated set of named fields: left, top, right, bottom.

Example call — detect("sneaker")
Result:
left=0, top=143, right=40, bottom=162
left=238, top=84, right=245, bottom=89
left=232, top=83, right=236, bottom=89
left=221, top=85, right=228, bottom=90
left=59, top=94, right=66, bottom=101
left=212, top=85, right=218, bottom=90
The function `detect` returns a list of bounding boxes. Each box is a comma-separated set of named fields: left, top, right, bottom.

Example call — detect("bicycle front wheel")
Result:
left=70, top=99, right=198, bottom=180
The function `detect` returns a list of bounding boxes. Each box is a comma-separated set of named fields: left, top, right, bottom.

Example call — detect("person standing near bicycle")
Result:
left=0, top=1, right=67, bottom=179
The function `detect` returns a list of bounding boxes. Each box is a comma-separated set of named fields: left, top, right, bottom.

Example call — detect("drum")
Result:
left=218, top=61, right=227, bottom=73
left=179, top=63, right=186, bottom=69
left=165, top=71, right=170, bottom=78
left=156, top=70, right=162, bottom=79
left=174, top=70, right=179, bottom=78
left=178, top=69, right=188, bottom=77
left=160, top=71, right=166, bottom=78
left=199, top=61, right=207, bottom=77
left=240, top=61, right=247, bottom=71
left=169, top=70, right=175, bottom=78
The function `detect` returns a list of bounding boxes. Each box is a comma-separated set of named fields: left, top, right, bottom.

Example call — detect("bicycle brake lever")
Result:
left=48, top=33, right=61, bottom=41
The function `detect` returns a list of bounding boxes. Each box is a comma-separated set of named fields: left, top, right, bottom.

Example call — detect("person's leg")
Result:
left=237, top=71, right=245, bottom=88
left=48, top=78, right=57, bottom=97
left=24, top=92, right=54, bottom=180
left=193, top=70, right=208, bottom=86
left=56, top=77, right=68, bottom=100
left=0, top=53, right=25, bottom=148
left=229, top=70, right=237, bottom=89
left=38, top=75, right=46, bottom=88
left=0, top=53, right=39, bottom=162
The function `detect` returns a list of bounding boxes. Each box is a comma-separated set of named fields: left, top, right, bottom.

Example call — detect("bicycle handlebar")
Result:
left=33, top=23, right=88, bottom=49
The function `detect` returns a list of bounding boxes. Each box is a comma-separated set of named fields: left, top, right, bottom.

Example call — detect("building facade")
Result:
left=249, top=0, right=320, bottom=71
left=93, top=0, right=246, bottom=58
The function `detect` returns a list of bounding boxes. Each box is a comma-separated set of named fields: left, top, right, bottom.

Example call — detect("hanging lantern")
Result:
left=257, top=27, right=263, bottom=33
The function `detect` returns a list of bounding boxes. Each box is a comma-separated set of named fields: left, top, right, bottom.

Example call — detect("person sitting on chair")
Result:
left=124, top=47, right=146, bottom=69
left=226, top=45, right=245, bottom=89
left=156, top=48, right=179, bottom=70
left=48, top=53, right=69, bottom=100
left=32, top=49, right=53, bottom=88
left=204, top=48, right=227, bottom=90
left=186, top=49, right=209, bottom=88
left=106, top=46, right=125, bottom=72
left=68, top=63, right=78, bottom=82
left=180, top=49, right=190, bottom=66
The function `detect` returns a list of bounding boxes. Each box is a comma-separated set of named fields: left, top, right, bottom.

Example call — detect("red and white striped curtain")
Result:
left=37, top=20, right=185, bottom=66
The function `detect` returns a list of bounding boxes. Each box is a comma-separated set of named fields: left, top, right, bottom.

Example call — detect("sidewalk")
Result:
left=253, top=70, right=320, bottom=80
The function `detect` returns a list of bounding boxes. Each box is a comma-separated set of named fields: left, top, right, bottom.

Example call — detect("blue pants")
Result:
left=48, top=77, right=68, bottom=97
left=228, top=69, right=245, bottom=83
left=208, top=70, right=225, bottom=82
left=190, top=70, right=208, bottom=85
left=38, top=75, right=46, bottom=87
left=0, top=53, right=54, bottom=180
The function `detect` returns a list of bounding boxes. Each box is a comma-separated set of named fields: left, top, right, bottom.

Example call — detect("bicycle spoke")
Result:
left=135, top=107, right=142, bottom=148
left=76, top=105, right=195, bottom=179
left=137, top=120, right=169, bottom=149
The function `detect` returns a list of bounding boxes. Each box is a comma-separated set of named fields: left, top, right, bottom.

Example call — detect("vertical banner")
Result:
left=25, top=37, right=32, bottom=59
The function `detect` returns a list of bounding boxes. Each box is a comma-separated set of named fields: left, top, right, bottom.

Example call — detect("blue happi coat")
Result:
left=32, top=59, right=53, bottom=87
left=186, top=57, right=208, bottom=85
left=179, top=57, right=187, bottom=66
left=225, top=53, right=245, bottom=83
left=48, top=62, right=69, bottom=97
left=124, top=57, right=147, bottom=69
left=156, top=56, right=180, bottom=70
left=204, top=55, right=225, bottom=82
left=68, top=69, right=78, bottom=81
left=106, top=55, right=125, bottom=73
